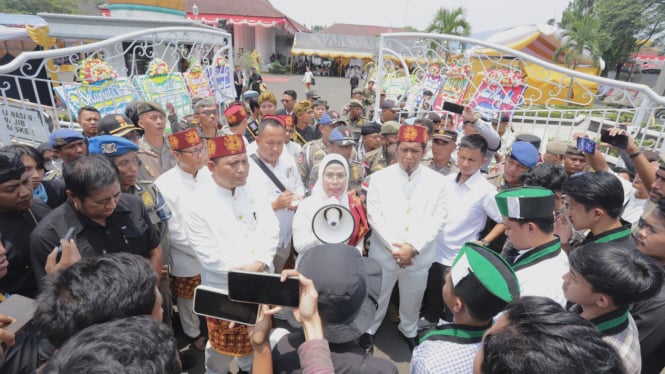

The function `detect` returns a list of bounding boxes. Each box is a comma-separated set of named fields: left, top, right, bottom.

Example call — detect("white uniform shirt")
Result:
left=154, top=165, right=212, bottom=277
left=513, top=243, right=569, bottom=307
left=367, top=163, right=447, bottom=269
left=182, top=177, right=279, bottom=292
left=247, top=149, right=305, bottom=248
left=437, top=170, right=502, bottom=265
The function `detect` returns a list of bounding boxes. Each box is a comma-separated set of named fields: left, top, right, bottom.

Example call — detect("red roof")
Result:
left=185, top=0, right=308, bottom=33
left=187, top=0, right=286, bottom=18
left=321, top=23, right=409, bottom=37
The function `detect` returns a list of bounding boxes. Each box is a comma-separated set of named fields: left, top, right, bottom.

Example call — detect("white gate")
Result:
left=0, top=27, right=233, bottom=146
left=374, top=32, right=665, bottom=155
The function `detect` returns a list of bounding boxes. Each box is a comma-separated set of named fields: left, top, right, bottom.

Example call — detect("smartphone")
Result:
left=0, top=294, right=36, bottom=335
left=193, top=285, right=259, bottom=326
left=442, top=101, right=465, bottom=114
left=228, top=270, right=300, bottom=307
left=56, top=227, right=76, bottom=262
left=600, top=129, right=628, bottom=149
left=576, top=137, right=596, bottom=154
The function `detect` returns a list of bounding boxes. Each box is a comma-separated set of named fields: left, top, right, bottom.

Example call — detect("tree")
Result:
left=426, top=7, right=471, bottom=37
left=560, top=0, right=665, bottom=78
left=425, top=7, right=471, bottom=56
left=553, top=15, right=606, bottom=98
left=309, top=25, right=326, bottom=33
left=0, top=0, right=79, bottom=14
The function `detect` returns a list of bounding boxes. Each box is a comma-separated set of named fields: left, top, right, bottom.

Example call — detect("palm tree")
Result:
left=553, top=15, right=604, bottom=99
left=426, top=7, right=471, bottom=36
left=425, top=7, right=471, bottom=56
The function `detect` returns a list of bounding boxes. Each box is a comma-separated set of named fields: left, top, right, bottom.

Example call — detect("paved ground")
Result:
left=177, top=73, right=413, bottom=374
left=263, top=73, right=365, bottom=116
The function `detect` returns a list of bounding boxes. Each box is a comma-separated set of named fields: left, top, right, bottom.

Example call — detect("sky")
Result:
left=270, top=0, right=573, bottom=34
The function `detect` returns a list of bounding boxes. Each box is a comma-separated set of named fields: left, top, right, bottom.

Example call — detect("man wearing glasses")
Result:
left=31, top=154, right=163, bottom=282
left=276, top=90, right=297, bottom=116
left=193, top=97, right=226, bottom=139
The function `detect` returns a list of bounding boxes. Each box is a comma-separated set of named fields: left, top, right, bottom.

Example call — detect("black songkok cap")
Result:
left=0, top=152, right=26, bottom=184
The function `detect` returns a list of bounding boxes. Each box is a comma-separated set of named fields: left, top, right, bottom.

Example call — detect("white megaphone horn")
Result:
left=311, top=204, right=356, bottom=244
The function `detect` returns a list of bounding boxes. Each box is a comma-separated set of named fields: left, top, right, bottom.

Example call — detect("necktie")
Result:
left=504, top=248, right=520, bottom=266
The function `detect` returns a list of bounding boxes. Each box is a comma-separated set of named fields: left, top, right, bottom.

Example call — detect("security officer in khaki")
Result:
left=344, top=99, right=369, bottom=141
left=308, top=126, right=366, bottom=194
left=297, top=115, right=343, bottom=193
left=363, top=121, right=400, bottom=175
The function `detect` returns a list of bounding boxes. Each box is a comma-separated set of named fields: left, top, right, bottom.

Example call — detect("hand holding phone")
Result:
left=576, top=137, right=596, bottom=154
left=0, top=294, right=36, bottom=353
left=600, top=129, right=629, bottom=149
left=228, top=270, right=300, bottom=307
left=193, top=285, right=259, bottom=326
left=442, top=101, right=465, bottom=115
left=56, top=227, right=76, bottom=260
left=46, top=228, right=81, bottom=276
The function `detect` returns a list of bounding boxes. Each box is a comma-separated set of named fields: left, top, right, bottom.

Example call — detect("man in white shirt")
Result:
left=365, top=124, right=447, bottom=351
left=182, top=134, right=279, bottom=374
left=154, top=128, right=211, bottom=351
left=247, top=116, right=305, bottom=271
left=420, top=134, right=504, bottom=328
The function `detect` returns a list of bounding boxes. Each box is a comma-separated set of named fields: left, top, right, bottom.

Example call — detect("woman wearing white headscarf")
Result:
left=292, top=154, right=368, bottom=262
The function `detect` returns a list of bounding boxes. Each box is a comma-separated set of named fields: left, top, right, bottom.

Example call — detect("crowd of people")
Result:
left=0, top=76, right=664, bottom=374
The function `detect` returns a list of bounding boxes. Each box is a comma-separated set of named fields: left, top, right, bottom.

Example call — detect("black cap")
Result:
left=361, top=123, right=381, bottom=136
left=0, top=152, right=26, bottom=184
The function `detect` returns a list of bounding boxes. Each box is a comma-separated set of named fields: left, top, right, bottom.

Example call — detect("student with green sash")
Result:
left=411, top=242, right=519, bottom=373
left=560, top=172, right=635, bottom=251
left=495, top=187, right=570, bottom=306
left=564, top=242, right=663, bottom=374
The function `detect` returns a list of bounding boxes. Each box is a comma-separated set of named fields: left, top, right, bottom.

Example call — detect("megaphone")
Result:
left=312, top=204, right=356, bottom=244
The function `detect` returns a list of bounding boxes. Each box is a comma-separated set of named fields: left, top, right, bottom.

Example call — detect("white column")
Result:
left=254, top=26, right=275, bottom=70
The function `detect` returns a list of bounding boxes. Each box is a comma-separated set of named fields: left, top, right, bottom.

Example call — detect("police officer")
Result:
left=363, top=121, right=400, bottom=175
left=344, top=99, right=369, bottom=141
left=297, top=115, right=342, bottom=193
left=308, top=126, right=365, bottom=193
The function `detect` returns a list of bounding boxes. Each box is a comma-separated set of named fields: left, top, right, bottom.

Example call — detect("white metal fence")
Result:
left=0, top=27, right=233, bottom=146
left=374, top=32, right=665, bottom=154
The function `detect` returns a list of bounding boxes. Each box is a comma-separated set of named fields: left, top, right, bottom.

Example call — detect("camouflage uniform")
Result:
left=362, top=146, right=389, bottom=175
left=137, top=137, right=177, bottom=182
left=344, top=115, right=369, bottom=141
left=297, top=139, right=329, bottom=193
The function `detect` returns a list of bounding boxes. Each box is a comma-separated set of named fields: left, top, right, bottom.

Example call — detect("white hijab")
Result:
left=310, top=153, right=350, bottom=209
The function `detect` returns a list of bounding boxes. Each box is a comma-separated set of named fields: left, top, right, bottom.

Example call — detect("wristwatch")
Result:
left=480, top=239, right=490, bottom=247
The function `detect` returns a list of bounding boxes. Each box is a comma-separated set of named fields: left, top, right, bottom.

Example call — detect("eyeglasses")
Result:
left=179, top=146, right=206, bottom=156
left=200, top=110, right=219, bottom=116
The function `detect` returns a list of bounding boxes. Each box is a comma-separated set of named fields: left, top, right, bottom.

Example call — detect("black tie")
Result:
left=504, top=248, right=520, bottom=266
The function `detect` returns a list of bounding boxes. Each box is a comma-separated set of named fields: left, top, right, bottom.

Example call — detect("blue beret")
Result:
left=319, top=113, right=332, bottom=126
left=509, top=141, right=538, bottom=168
left=88, top=135, right=139, bottom=157
left=49, top=129, right=85, bottom=148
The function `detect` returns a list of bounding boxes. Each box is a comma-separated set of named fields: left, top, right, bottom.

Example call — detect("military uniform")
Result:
left=297, top=139, right=329, bottom=192
left=421, top=159, right=459, bottom=176
left=137, top=137, right=177, bottom=182
left=362, top=146, right=389, bottom=175
left=344, top=115, right=369, bottom=141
